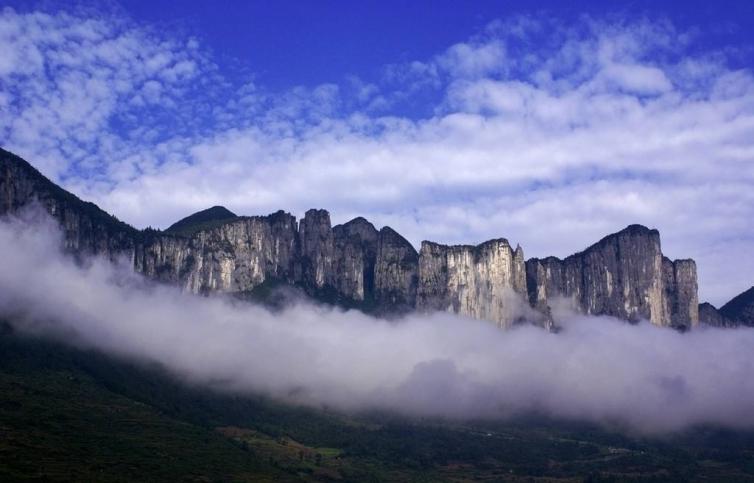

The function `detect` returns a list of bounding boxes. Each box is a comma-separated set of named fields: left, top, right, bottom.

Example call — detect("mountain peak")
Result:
left=165, top=206, right=238, bottom=236
left=719, top=286, right=754, bottom=326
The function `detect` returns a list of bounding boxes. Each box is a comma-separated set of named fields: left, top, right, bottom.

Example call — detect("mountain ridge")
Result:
left=0, top=147, right=714, bottom=329
left=698, top=287, right=754, bottom=327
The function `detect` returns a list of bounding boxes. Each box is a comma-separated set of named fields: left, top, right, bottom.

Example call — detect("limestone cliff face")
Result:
left=698, top=302, right=734, bottom=327
left=374, top=227, right=418, bottom=309
left=1, top=149, right=137, bottom=259
left=296, top=211, right=382, bottom=302
left=700, top=286, right=754, bottom=327
left=2, top=148, right=706, bottom=329
left=417, top=239, right=528, bottom=328
left=525, top=225, right=699, bottom=328
left=136, top=212, right=299, bottom=294
left=298, top=209, right=334, bottom=290
left=662, top=258, right=699, bottom=329
left=332, top=217, right=378, bottom=302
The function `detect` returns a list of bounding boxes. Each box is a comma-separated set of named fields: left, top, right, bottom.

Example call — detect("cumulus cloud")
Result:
left=2, top=210, right=754, bottom=435
left=0, top=6, right=214, bottom=178
left=1, top=8, right=753, bottom=305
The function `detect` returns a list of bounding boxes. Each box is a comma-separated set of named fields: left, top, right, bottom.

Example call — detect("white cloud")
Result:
left=2, top=211, right=754, bottom=433
left=599, top=63, right=673, bottom=93
left=0, top=7, right=212, bottom=178
left=1, top=9, right=753, bottom=305
left=437, top=40, right=507, bottom=79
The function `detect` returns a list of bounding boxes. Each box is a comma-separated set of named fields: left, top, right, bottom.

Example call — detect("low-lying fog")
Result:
left=1, top=209, right=753, bottom=435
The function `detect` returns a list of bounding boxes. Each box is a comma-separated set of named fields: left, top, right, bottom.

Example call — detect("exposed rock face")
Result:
left=332, top=217, right=378, bottom=302
left=662, top=258, right=699, bottom=330
left=0, top=149, right=137, bottom=259
left=1, top=148, right=707, bottom=329
left=699, top=287, right=754, bottom=328
left=719, top=286, right=754, bottom=327
left=525, top=225, right=699, bottom=328
left=374, top=227, right=418, bottom=310
left=298, top=209, right=334, bottom=289
left=136, top=211, right=299, bottom=293
left=417, top=239, right=528, bottom=328
left=698, top=302, right=734, bottom=327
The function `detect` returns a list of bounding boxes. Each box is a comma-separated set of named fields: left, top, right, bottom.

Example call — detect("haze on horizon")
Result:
left=1, top=1, right=754, bottom=306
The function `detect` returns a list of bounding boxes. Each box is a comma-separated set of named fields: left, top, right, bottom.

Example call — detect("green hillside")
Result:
left=165, top=206, right=239, bottom=237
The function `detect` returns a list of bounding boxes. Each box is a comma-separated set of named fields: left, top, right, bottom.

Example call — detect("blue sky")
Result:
left=1, top=0, right=754, bottom=305
left=115, top=0, right=754, bottom=87
left=7, top=1, right=754, bottom=104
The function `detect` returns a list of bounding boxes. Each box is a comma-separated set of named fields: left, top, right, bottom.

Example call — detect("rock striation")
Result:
left=699, top=286, right=754, bottom=327
left=698, top=302, right=734, bottom=327
left=525, top=225, right=698, bottom=329
left=137, top=211, right=300, bottom=293
left=662, top=258, right=699, bottom=329
left=720, top=286, right=754, bottom=326
left=298, top=209, right=335, bottom=290
left=374, top=227, right=419, bottom=311
left=1, top=148, right=704, bottom=329
left=0, top=149, right=137, bottom=259
left=417, top=239, right=529, bottom=328
left=332, top=217, right=379, bottom=302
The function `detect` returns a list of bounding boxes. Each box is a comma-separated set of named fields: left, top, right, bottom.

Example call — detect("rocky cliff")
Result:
left=698, top=302, right=734, bottom=327
left=525, top=225, right=698, bottom=329
left=1, top=148, right=703, bottom=329
left=417, top=239, right=530, bottom=328
left=699, top=287, right=754, bottom=327
left=663, top=258, right=699, bottom=329
left=298, top=209, right=335, bottom=290
left=374, top=227, right=418, bottom=311
left=136, top=211, right=300, bottom=293
left=332, top=217, right=378, bottom=303
left=720, top=286, right=754, bottom=326
left=0, top=149, right=137, bottom=259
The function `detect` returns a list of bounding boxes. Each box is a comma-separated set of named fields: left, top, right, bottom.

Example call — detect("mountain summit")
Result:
left=166, top=206, right=238, bottom=236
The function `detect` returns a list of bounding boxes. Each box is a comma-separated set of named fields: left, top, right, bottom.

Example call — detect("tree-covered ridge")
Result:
left=165, top=205, right=239, bottom=237
left=0, top=148, right=137, bottom=235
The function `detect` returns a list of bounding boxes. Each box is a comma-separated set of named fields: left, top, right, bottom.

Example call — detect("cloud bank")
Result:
left=1, top=8, right=753, bottom=305
left=1, top=211, right=754, bottom=435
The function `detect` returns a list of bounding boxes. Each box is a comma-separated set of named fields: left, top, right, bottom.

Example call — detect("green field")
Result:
left=1, top=322, right=753, bottom=482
